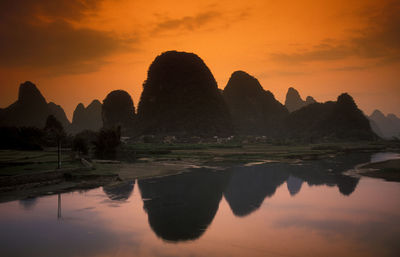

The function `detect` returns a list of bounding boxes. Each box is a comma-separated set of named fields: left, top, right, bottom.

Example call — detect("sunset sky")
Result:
left=0, top=0, right=399, bottom=120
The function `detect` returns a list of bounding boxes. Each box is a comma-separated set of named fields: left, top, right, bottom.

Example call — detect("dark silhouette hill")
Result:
left=0, top=81, right=70, bottom=129
left=48, top=102, right=70, bottom=129
left=71, top=100, right=103, bottom=134
left=102, top=90, right=136, bottom=135
left=138, top=169, right=228, bottom=242
left=285, top=93, right=377, bottom=141
left=222, top=71, right=288, bottom=136
left=137, top=51, right=233, bottom=136
left=285, top=87, right=316, bottom=112
left=369, top=110, right=400, bottom=139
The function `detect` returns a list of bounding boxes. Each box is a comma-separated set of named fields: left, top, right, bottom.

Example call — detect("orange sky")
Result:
left=0, top=0, right=399, bottom=120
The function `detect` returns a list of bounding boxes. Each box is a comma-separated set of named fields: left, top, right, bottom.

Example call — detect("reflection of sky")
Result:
left=0, top=174, right=400, bottom=256
left=370, top=152, right=400, bottom=163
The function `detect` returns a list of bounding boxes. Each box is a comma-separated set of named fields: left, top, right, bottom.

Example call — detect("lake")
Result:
left=0, top=152, right=399, bottom=257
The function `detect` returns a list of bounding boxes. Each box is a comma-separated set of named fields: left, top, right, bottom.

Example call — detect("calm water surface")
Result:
left=0, top=153, right=399, bottom=257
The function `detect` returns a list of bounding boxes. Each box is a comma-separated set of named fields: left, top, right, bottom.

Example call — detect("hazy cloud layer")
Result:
left=0, top=0, right=131, bottom=74
left=152, top=7, right=250, bottom=35
left=153, top=11, right=221, bottom=33
left=270, top=1, right=400, bottom=66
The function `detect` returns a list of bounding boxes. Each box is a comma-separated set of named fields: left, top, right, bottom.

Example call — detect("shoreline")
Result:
left=1, top=141, right=400, bottom=203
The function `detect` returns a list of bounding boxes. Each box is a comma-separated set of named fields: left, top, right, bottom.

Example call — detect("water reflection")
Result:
left=19, top=197, right=38, bottom=210
left=138, top=169, right=228, bottom=242
left=224, top=165, right=288, bottom=217
left=286, top=175, right=303, bottom=196
left=1, top=152, right=399, bottom=257
left=103, top=181, right=135, bottom=201
left=224, top=153, right=370, bottom=217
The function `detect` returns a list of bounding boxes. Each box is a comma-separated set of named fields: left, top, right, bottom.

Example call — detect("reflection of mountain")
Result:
left=284, top=154, right=369, bottom=196
left=102, top=181, right=134, bottom=201
left=286, top=176, right=303, bottom=196
left=138, top=169, right=228, bottom=242
left=19, top=197, right=38, bottom=210
left=224, top=154, right=368, bottom=216
left=224, top=165, right=289, bottom=217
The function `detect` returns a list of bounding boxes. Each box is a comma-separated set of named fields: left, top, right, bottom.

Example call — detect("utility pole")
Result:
left=58, top=140, right=61, bottom=169
left=57, top=193, right=62, bottom=220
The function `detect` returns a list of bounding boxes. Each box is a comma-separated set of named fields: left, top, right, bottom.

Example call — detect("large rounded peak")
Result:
left=103, top=90, right=135, bottom=114
left=224, top=70, right=264, bottom=96
left=18, top=81, right=46, bottom=105
left=145, top=50, right=217, bottom=92
left=138, top=51, right=232, bottom=136
left=103, top=90, right=135, bottom=109
left=103, top=90, right=136, bottom=132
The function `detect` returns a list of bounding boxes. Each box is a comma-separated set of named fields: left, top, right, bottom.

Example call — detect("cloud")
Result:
left=269, top=0, right=400, bottom=66
left=153, top=11, right=221, bottom=34
left=152, top=7, right=251, bottom=35
left=270, top=44, right=351, bottom=64
left=0, top=0, right=134, bottom=74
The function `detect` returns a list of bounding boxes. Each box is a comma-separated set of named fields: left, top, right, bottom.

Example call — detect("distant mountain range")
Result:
left=369, top=110, right=400, bottom=139
left=0, top=51, right=396, bottom=141
left=0, top=81, right=70, bottom=129
left=284, top=93, right=376, bottom=141
left=285, top=87, right=316, bottom=112
left=71, top=100, right=102, bottom=134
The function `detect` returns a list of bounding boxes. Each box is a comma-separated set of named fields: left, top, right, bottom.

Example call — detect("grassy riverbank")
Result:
left=0, top=140, right=399, bottom=202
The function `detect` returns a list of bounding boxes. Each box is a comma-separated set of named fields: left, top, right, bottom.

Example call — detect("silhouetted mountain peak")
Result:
left=337, top=93, right=357, bottom=109
left=103, top=90, right=136, bottom=115
left=285, top=87, right=315, bottom=112
left=103, top=90, right=136, bottom=134
left=71, top=100, right=103, bottom=134
left=18, top=81, right=47, bottom=106
left=223, top=71, right=288, bottom=136
left=369, top=110, right=400, bottom=139
left=138, top=50, right=232, bottom=136
left=286, top=87, right=301, bottom=99
left=224, top=71, right=264, bottom=96
left=76, top=103, right=85, bottom=110
left=87, top=100, right=101, bottom=109
left=371, top=109, right=385, bottom=119
left=47, top=102, right=70, bottom=129
left=305, top=96, right=316, bottom=104
left=285, top=92, right=376, bottom=141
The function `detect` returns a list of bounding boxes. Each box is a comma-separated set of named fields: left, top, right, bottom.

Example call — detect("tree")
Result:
left=44, top=115, right=66, bottom=169
left=93, top=127, right=121, bottom=159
